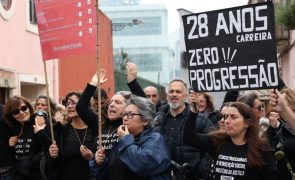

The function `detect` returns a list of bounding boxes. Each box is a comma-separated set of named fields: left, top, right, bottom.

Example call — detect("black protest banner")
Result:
left=182, top=2, right=279, bottom=92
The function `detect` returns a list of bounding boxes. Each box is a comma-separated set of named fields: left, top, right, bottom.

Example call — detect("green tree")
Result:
left=114, top=48, right=131, bottom=73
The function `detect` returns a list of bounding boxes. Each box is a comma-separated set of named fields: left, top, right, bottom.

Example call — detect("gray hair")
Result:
left=127, top=95, right=155, bottom=128
left=168, top=78, right=188, bottom=91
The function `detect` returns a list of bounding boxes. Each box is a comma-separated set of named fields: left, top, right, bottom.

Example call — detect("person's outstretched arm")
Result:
left=183, top=91, right=213, bottom=150
left=126, top=62, right=146, bottom=97
left=270, top=89, right=295, bottom=133
left=76, top=72, right=107, bottom=136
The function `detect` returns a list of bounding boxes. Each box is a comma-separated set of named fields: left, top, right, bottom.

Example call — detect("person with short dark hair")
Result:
left=48, top=91, right=97, bottom=180
left=91, top=88, right=109, bottom=121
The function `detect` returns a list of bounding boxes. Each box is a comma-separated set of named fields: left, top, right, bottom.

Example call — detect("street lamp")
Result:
left=112, top=18, right=144, bottom=31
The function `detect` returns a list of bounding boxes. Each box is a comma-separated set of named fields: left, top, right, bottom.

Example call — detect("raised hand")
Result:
left=99, top=69, right=108, bottom=85
left=269, top=89, right=287, bottom=113
left=90, top=69, right=108, bottom=86
left=189, top=90, right=199, bottom=112
left=33, top=116, right=46, bottom=133
left=126, top=62, right=137, bottom=83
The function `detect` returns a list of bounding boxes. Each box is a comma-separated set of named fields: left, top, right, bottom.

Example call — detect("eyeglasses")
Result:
left=116, top=91, right=131, bottom=99
left=255, top=104, right=264, bottom=111
left=146, top=94, right=157, bottom=98
left=122, top=112, right=142, bottom=119
left=12, top=105, right=28, bottom=115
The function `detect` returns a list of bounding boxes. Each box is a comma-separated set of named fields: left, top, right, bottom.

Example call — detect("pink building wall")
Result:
left=281, top=31, right=295, bottom=89
left=0, top=1, right=57, bottom=102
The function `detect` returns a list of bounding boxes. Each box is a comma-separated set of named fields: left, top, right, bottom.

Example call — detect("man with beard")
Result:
left=154, top=79, right=214, bottom=180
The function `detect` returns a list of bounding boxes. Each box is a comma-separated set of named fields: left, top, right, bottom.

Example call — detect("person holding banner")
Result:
left=48, top=92, right=97, bottom=180
left=268, top=88, right=295, bottom=180
left=76, top=72, right=130, bottom=179
left=184, top=93, right=278, bottom=180
left=2, top=95, right=52, bottom=180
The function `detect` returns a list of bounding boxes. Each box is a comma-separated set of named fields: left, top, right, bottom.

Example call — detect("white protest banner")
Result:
left=182, top=2, right=279, bottom=92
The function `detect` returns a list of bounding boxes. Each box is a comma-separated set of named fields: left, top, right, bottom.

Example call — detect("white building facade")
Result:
left=101, top=4, right=173, bottom=86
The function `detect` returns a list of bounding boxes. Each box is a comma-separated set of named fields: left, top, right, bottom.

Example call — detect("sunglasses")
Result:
left=255, top=104, right=264, bottom=111
left=12, top=105, right=28, bottom=115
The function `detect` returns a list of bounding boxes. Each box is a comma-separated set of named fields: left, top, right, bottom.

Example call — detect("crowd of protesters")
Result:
left=1, top=63, right=295, bottom=180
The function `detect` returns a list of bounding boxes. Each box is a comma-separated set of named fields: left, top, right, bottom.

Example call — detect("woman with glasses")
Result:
left=48, top=92, right=97, bottom=180
left=2, top=95, right=51, bottom=180
left=93, top=96, right=171, bottom=180
left=184, top=93, right=278, bottom=180
left=76, top=72, right=131, bottom=179
left=237, top=92, right=265, bottom=121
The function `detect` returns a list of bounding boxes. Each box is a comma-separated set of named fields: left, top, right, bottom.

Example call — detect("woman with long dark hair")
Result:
left=184, top=93, right=278, bottom=179
left=48, top=91, right=98, bottom=180
left=3, top=95, right=51, bottom=180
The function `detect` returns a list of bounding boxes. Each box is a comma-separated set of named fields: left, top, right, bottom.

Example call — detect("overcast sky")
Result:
left=141, top=0, right=249, bottom=32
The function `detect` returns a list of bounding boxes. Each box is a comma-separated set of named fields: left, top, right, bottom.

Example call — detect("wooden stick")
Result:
left=43, top=61, right=54, bottom=143
left=95, top=0, right=102, bottom=149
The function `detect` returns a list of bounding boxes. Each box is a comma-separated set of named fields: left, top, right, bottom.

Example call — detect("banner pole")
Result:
left=43, top=61, right=55, bottom=143
left=95, top=0, right=102, bottom=149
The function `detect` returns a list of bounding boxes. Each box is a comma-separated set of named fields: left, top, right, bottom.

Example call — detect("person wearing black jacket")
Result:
left=48, top=91, right=97, bottom=180
left=2, top=96, right=51, bottom=180
left=269, top=88, right=295, bottom=179
left=75, top=72, right=130, bottom=179
left=154, top=79, right=214, bottom=179
left=0, top=104, right=15, bottom=180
